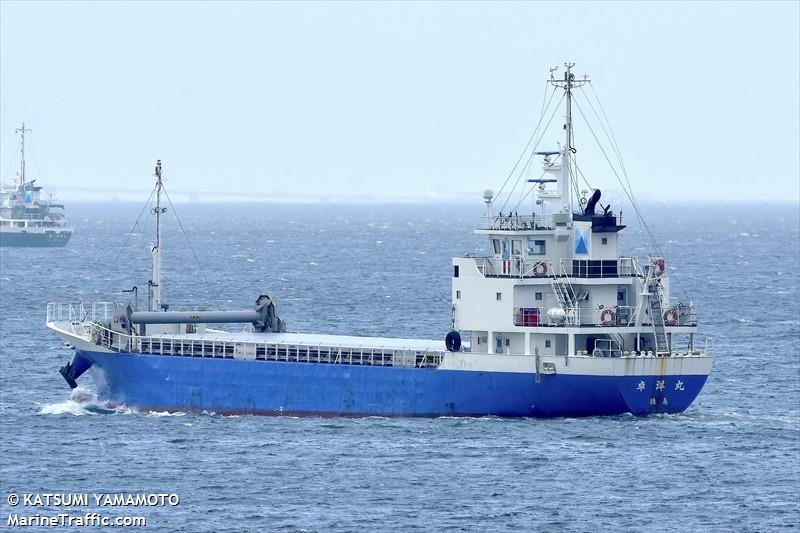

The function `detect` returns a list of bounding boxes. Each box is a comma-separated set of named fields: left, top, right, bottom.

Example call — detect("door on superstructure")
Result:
left=617, top=287, right=630, bottom=324
left=495, top=334, right=504, bottom=355
left=617, top=287, right=627, bottom=306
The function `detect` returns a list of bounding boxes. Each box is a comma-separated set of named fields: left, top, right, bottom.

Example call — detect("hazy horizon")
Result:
left=2, top=1, right=798, bottom=206
left=52, top=196, right=800, bottom=207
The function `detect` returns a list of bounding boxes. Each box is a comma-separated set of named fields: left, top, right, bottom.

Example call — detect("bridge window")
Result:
left=492, top=239, right=501, bottom=254
left=528, top=239, right=546, bottom=255
left=512, top=240, right=522, bottom=255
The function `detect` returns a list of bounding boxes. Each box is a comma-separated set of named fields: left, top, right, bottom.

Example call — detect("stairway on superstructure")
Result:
left=647, top=277, right=669, bottom=354
left=551, top=278, right=579, bottom=325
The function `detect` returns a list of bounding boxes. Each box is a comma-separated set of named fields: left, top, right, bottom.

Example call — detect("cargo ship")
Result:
left=1, top=124, right=72, bottom=247
left=47, top=63, right=712, bottom=417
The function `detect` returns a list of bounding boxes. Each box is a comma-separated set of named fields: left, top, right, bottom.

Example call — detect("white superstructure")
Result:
left=452, top=63, right=700, bottom=360
left=0, top=123, right=72, bottom=247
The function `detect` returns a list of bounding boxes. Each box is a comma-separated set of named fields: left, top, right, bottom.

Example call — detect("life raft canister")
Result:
left=533, top=261, right=548, bottom=277
left=600, top=308, right=616, bottom=326
left=663, top=308, right=678, bottom=326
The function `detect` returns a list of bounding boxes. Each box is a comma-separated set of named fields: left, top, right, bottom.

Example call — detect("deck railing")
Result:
left=560, top=257, right=638, bottom=278
left=470, top=256, right=639, bottom=279
left=510, top=304, right=697, bottom=328
left=479, top=214, right=554, bottom=231
left=85, top=322, right=445, bottom=369
left=47, top=301, right=118, bottom=323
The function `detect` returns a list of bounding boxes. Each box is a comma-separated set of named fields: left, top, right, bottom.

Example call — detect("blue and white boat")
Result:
left=47, top=63, right=712, bottom=417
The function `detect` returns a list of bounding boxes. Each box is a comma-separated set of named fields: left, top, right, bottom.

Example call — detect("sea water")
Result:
left=1, top=202, right=798, bottom=531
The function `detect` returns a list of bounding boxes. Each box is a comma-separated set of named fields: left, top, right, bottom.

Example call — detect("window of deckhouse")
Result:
left=528, top=239, right=546, bottom=255
left=512, top=240, right=522, bottom=255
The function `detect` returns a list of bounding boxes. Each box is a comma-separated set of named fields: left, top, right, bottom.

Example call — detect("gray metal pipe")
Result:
left=131, top=310, right=262, bottom=325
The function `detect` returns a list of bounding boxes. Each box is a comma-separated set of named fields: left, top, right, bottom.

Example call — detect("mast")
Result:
left=150, top=160, right=167, bottom=311
left=549, top=62, right=589, bottom=213
left=15, top=123, right=31, bottom=188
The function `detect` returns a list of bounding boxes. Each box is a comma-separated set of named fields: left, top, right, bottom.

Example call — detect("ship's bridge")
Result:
left=471, top=205, right=627, bottom=280
left=451, top=191, right=696, bottom=358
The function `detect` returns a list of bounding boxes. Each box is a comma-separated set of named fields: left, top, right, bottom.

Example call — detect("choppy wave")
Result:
left=4, top=202, right=799, bottom=531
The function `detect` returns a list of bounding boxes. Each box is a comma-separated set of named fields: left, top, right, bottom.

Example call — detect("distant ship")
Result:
left=47, top=63, right=712, bottom=417
left=0, top=124, right=72, bottom=247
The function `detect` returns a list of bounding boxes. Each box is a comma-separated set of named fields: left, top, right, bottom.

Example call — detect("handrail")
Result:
left=592, top=338, right=621, bottom=357
left=0, top=219, right=69, bottom=228
left=47, top=301, right=118, bottom=323
left=479, top=214, right=554, bottom=231
left=465, top=256, right=641, bottom=279
left=518, top=258, right=553, bottom=279
left=557, top=261, right=580, bottom=326
left=581, top=305, right=696, bottom=327
left=507, top=303, right=697, bottom=329
left=560, top=257, right=639, bottom=278
left=84, top=322, right=445, bottom=369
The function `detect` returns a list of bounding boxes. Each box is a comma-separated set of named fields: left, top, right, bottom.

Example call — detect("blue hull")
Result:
left=74, top=350, right=708, bottom=417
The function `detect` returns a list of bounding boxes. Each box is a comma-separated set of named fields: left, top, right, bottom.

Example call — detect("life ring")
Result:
left=663, top=308, right=678, bottom=326
left=445, top=330, right=462, bottom=352
left=652, top=258, right=666, bottom=277
left=533, top=261, right=548, bottom=277
left=600, top=308, right=616, bottom=326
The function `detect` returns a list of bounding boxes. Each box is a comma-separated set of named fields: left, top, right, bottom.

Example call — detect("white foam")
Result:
left=147, top=410, right=186, bottom=417
left=39, top=388, right=101, bottom=416
left=39, top=398, right=94, bottom=416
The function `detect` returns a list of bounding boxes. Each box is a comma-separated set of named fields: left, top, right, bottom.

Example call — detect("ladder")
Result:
left=551, top=278, right=579, bottom=325
left=647, top=277, right=669, bottom=354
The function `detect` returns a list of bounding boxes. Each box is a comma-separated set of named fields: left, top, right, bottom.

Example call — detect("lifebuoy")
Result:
left=663, top=308, right=678, bottom=326
left=652, top=258, right=666, bottom=277
left=445, top=330, right=462, bottom=352
left=600, top=308, right=616, bottom=326
left=533, top=261, right=548, bottom=277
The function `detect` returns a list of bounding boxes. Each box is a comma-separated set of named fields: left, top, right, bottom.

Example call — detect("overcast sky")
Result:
left=1, top=1, right=798, bottom=203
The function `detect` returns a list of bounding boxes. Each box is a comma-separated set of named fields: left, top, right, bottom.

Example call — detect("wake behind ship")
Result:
left=0, top=124, right=72, bottom=247
left=47, top=63, right=712, bottom=417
